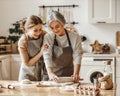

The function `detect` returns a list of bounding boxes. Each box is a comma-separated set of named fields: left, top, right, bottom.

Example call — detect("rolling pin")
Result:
left=0, top=83, right=15, bottom=89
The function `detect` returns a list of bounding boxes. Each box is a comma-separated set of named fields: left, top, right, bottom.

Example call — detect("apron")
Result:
left=52, top=30, right=73, bottom=76
left=19, top=34, right=46, bottom=81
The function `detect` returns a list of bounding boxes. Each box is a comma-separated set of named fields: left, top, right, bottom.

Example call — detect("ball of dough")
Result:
left=21, top=79, right=31, bottom=84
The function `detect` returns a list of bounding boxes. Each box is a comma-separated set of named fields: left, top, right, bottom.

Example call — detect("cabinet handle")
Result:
left=96, top=21, right=106, bottom=23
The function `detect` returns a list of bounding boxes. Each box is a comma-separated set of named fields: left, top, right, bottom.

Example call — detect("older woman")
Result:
left=43, top=10, right=82, bottom=82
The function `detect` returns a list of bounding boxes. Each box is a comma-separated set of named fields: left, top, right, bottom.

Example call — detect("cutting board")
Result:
left=116, top=31, right=120, bottom=47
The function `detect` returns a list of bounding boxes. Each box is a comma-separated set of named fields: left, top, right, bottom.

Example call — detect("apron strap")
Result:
left=54, top=29, right=72, bottom=46
left=52, top=29, right=72, bottom=57
left=54, top=35, right=58, bottom=46
left=65, top=29, right=72, bottom=46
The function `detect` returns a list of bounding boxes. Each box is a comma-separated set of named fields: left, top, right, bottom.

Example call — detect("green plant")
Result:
left=8, top=22, right=24, bottom=43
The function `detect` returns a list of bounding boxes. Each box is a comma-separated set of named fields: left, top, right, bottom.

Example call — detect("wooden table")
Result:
left=0, top=81, right=117, bottom=96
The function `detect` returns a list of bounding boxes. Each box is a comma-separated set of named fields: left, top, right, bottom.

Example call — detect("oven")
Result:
left=80, top=55, right=115, bottom=83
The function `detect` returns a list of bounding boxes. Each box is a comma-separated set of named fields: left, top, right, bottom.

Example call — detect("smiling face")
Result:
left=50, top=20, right=65, bottom=36
left=27, top=24, right=42, bottom=39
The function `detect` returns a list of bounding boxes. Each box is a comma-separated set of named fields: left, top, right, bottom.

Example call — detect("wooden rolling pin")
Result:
left=0, top=83, right=15, bottom=89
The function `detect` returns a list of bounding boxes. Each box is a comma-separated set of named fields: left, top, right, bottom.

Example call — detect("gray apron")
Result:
left=19, top=34, right=46, bottom=81
left=52, top=30, right=73, bottom=76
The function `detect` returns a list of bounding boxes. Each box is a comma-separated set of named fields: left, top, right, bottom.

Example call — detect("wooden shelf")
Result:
left=0, top=38, right=12, bottom=54
left=0, top=44, right=11, bottom=46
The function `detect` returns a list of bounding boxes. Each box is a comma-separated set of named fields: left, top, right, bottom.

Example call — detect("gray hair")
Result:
left=47, top=10, right=66, bottom=26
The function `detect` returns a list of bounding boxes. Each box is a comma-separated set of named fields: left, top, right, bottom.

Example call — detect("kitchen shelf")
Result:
left=0, top=44, right=12, bottom=54
left=0, top=37, right=12, bottom=54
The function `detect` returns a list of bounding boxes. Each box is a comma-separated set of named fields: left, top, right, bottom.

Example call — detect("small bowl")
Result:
left=58, top=77, right=73, bottom=83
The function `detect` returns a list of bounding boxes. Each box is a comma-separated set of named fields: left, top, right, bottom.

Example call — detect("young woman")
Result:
left=43, top=11, right=83, bottom=82
left=18, top=15, right=48, bottom=81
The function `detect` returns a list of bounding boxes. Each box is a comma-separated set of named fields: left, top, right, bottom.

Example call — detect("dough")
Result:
left=60, top=85, right=74, bottom=92
left=21, top=79, right=31, bottom=84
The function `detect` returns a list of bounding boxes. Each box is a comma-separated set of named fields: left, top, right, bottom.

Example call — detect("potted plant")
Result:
left=8, top=22, right=24, bottom=53
left=8, top=22, right=23, bottom=43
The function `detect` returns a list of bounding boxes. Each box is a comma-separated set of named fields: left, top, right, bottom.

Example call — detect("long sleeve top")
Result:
left=43, top=31, right=83, bottom=68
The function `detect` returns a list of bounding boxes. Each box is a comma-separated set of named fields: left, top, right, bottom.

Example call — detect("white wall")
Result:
left=0, top=0, right=120, bottom=52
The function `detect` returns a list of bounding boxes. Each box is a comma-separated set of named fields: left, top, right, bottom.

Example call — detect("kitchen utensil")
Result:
left=57, top=77, right=73, bottom=83
left=58, top=77, right=84, bottom=83
left=0, top=83, right=15, bottom=89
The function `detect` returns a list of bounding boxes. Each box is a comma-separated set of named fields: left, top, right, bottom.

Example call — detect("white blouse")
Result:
left=43, top=31, right=83, bottom=67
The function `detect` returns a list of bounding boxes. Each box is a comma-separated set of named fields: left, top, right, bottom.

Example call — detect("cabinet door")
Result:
left=116, top=78, right=120, bottom=96
left=88, top=0, right=115, bottom=23
left=11, top=55, right=21, bottom=80
left=117, top=0, right=120, bottom=23
left=116, top=57, right=120, bottom=78
left=0, top=61, right=2, bottom=79
left=0, top=58, right=11, bottom=80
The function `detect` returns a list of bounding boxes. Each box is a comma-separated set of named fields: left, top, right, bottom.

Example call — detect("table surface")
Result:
left=0, top=80, right=118, bottom=96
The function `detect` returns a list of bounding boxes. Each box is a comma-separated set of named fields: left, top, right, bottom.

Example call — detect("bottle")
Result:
left=104, top=60, right=112, bottom=80
left=93, top=78, right=99, bottom=89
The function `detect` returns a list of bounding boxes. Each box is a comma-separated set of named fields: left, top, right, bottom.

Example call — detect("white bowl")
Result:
left=58, top=77, right=73, bottom=83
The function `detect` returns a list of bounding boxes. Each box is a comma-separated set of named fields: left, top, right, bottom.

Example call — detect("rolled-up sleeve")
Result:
left=73, top=34, right=83, bottom=65
left=43, top=34, right=54, bottom=67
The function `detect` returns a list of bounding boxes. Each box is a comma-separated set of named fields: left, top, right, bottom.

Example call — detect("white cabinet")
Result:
left=116, top=0, right=120, bottom=23
left=116, top=57, right=120, bottom=95
left=116, top=78, right=120, bottom=96
left=88, top=0, right=116, bottom=23
left=0, top=56, right=11, bottom=80
left=10, top=55, right=21, bottom=80
left=0, top=54, right=21, bottom=80
left=116, top=57, right=120, bottom=78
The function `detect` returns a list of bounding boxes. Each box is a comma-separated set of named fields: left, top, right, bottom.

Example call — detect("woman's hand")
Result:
left=48, top=72, right=59, bottom=82
left=40, top=44, right=49, bottom=55
left=72, top=74, right=80, bottom=83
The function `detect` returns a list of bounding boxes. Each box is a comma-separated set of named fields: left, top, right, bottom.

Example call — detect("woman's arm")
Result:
left=18, top=35, right=45, bottom=66
left=43, top=33, right=59, bottom=81
left=46, top=67, right=59, bottom=81
left=72, top=33, right=83, bottom=82
left=73, top=64, right=81, bottom=82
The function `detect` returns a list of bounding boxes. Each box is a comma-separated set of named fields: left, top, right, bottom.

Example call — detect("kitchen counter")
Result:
left=0, top=54, right=10, bottom=60
left=82, top=53, right=118, bottom=57
left=0, top=54, right=20, bottom=60
left=0, top=81, right=117, bottom=96
left=0, top=53, right=120, bottom=59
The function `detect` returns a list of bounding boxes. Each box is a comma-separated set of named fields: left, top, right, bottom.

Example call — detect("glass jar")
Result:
left=104, top=60, right=112, bottom=79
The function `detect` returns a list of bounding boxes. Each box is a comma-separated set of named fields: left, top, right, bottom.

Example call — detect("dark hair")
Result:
left=20, top=15, right=43, bottom=31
